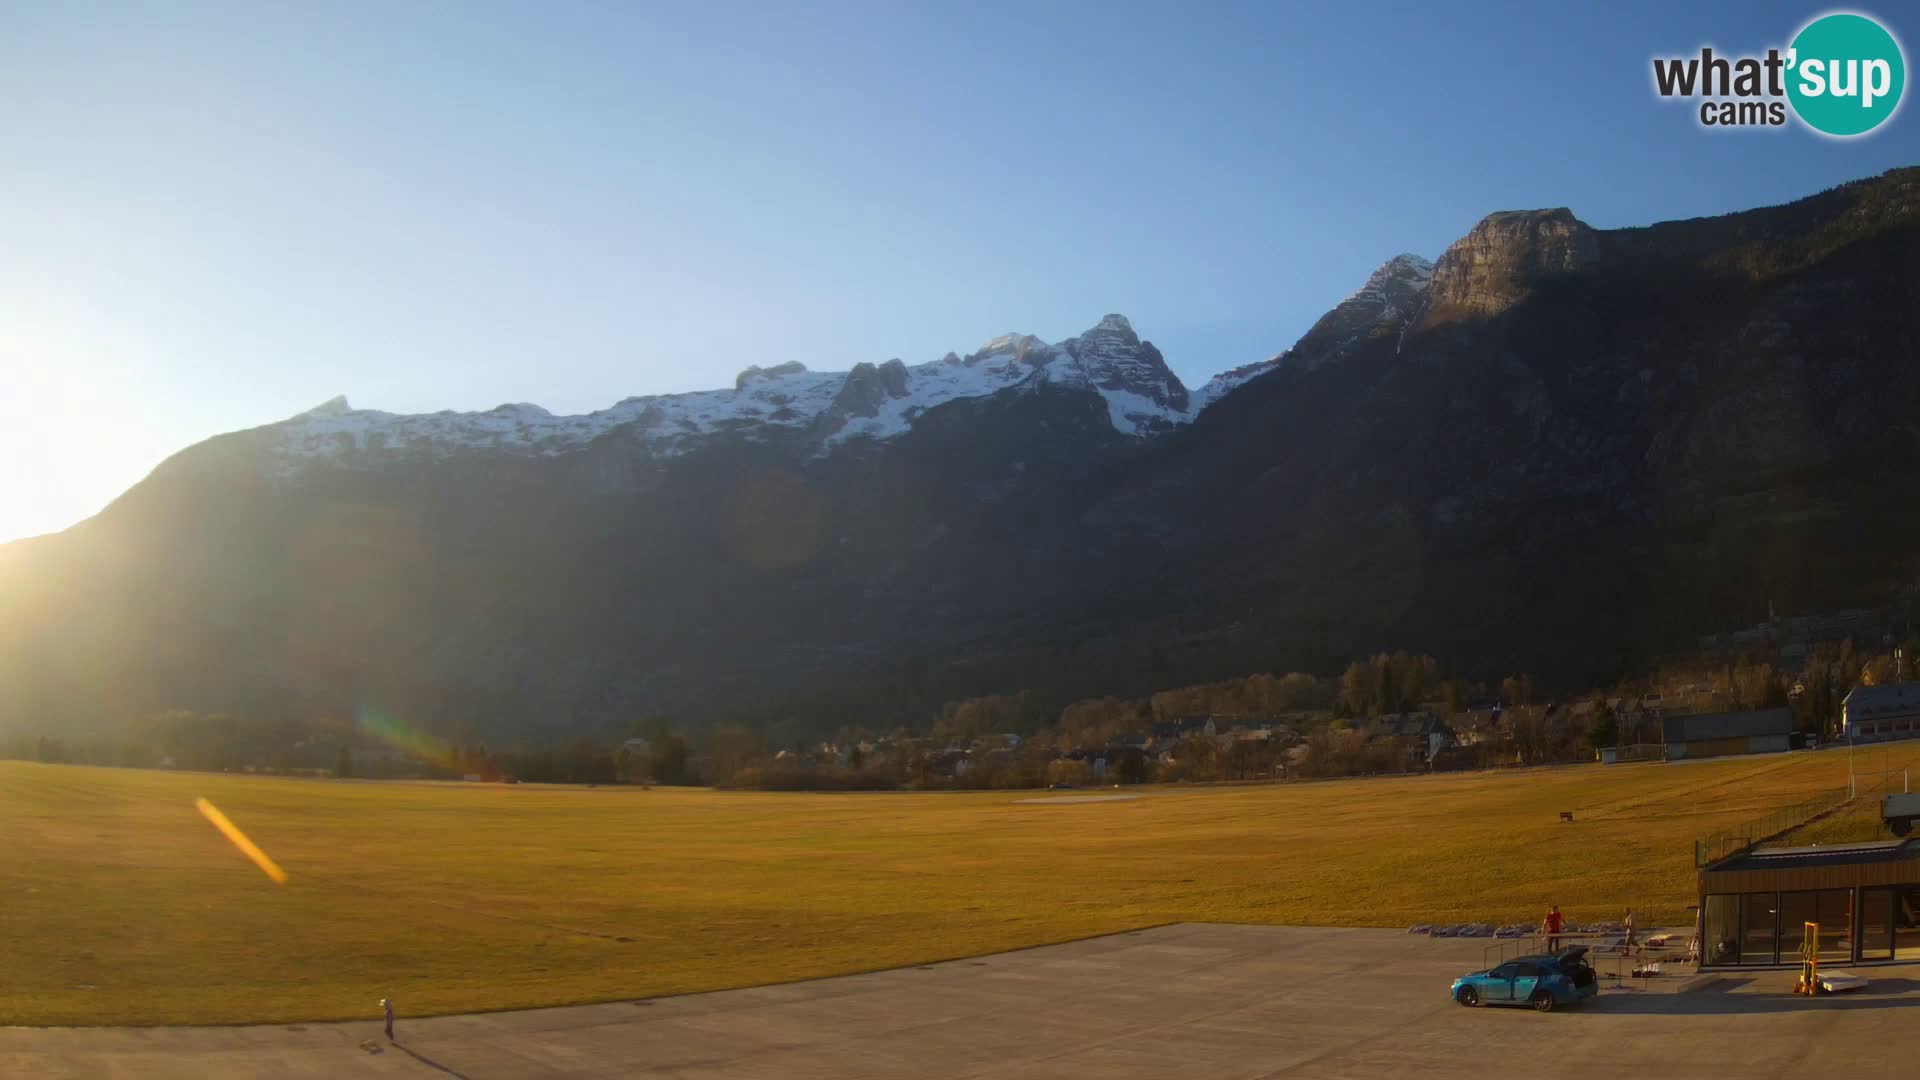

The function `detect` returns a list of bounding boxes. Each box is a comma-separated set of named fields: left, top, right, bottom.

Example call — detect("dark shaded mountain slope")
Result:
left=4, top=168, right=1917, bottom=739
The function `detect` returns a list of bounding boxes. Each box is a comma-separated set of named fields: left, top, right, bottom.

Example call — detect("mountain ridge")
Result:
left=257, top=297, right=1425, bottom=472
left=5, top=167, right=1918, bottom=741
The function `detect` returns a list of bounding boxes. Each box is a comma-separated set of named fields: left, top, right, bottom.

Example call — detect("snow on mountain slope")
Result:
left=1289, top=253, right=1434, bottom=369
left=273, top=314, right=1195, bottom=468
left=1188, top=356, right=1285, bottom=413
left=1187, top=254, right=1436, bottom=411
left=271, top=260, right=1436, bottom=471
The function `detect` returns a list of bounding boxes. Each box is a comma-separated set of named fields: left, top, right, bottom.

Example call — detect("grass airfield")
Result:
left=5, top=745, right=1917, bottom=1026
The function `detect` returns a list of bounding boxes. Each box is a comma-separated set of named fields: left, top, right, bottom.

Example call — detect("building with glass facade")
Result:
left=1698, top=839, right=1920, bottom=967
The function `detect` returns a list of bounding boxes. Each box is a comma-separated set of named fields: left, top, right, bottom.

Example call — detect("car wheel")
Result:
left=1456, top=987, right=1478, bottom=1007
left=1530, top=991, right=1554, bottom=1012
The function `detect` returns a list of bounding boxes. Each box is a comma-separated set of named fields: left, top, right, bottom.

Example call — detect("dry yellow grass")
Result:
left=5, top=744, right=1919, bottom=1026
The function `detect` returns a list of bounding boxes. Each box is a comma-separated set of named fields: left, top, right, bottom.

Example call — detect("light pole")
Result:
left=1847, top=698, right=1855, bottom=799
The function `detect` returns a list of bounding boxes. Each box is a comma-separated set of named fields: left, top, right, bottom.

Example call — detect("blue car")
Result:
left=1450, top=946, right=1597, bottom=1011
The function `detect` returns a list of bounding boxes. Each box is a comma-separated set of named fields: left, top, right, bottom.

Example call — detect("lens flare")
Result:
left=195, top=798, right=289, bottom=884
left=356, top=705, right=457, bottom=770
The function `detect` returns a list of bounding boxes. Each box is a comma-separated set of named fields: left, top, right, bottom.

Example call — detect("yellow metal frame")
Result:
left=1794, top=921, right=1821, bottom=996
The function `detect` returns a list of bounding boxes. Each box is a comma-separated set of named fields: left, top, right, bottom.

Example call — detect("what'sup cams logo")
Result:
left=1653, top=11, right=1905, bottom=137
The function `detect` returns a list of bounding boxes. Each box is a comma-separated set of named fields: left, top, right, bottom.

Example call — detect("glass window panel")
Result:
left=1742, top=893, right=1778, bottom=965
left=1704, top=894, right=1741, bottom=966
left=1896, top=887, right=1920, bottom=961
left=1817, top=890, right=1852, bottom=962
left=1861, top=888, right=1893, bottom=961
left=1779, top=892, right=1817, bottom=959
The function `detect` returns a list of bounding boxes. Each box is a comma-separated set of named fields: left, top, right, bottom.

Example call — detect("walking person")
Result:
left=382, top=997, right=394, bottom=1042
left=1544, top=905, right=1565, bottom=952
left=1624, top=906, right=1637, bottom=951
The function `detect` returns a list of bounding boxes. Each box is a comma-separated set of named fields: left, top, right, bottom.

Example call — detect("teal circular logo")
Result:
left=1787, top=13, right=1906, bottom=137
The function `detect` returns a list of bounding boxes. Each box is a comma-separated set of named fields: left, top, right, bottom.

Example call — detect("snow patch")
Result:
left=1190, top=357, right=1284, bottom=413
left=269, top=280, right=1434, bottom=471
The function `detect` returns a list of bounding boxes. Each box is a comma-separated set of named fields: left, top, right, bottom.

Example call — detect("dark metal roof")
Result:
left=1661, top=707, right=1794, bottom=743
left=1842, top=682, right=1920, bottom=714
left=1709, top=838, right=1920, bottom=874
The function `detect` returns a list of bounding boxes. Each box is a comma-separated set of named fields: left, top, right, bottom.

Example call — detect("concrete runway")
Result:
left=6, top=924, right=1919, bottom=1078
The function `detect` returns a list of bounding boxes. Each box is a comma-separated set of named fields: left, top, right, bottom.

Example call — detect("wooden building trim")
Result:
left=1701, top=860, right=1920, bottom=893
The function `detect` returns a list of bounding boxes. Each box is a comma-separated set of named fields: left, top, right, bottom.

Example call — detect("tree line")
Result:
left=4, top=635, right=1895, bottom=789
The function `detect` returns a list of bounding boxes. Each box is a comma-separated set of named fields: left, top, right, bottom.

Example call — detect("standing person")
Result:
left=382, top=997, right=394, bottom=1041
left=1544, top=905, right=1565, bottom=952
left=1624, top=907, right=1637, bottom=950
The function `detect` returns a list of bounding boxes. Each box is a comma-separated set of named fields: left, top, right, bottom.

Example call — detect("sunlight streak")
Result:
left=357, top=705, right=457, bottom=770
left=195, top=797, right=289, bottom=884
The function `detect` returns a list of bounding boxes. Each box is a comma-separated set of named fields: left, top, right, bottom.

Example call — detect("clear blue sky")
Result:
left=2, top=1, right=1915, bottom=541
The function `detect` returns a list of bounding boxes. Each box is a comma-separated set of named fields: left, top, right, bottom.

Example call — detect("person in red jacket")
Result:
left=1544, top=906, right=1565, bottom=952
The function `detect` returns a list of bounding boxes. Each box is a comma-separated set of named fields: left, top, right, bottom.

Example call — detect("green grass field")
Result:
left=6, top=746, right=1919, bottom=1026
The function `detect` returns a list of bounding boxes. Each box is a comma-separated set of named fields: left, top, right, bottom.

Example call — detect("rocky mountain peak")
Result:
left=300, top=394, right=354, bottom=418
left=1422, top=207, right=1597, bottom=325
left=824, top=358, right=915, bottom=426
left=1284, top=253, right=1436, bottom=371
left=734, top=360, right=810, bottom=390
left=1060, top=313, right=1188, bottom=415
left=967, top=333, right=1053, bottom=366
left=1357, top=254, right=1434, bottom=302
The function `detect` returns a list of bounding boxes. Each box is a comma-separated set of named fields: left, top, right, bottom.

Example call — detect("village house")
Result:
left=1149, top=716, right=1215, bottom=747
left=1065, top=746, right=1110, bottom=782
left=1363, top=711, right=1457, bottom=764
left=924, top=747, right=972, bottom=778
left=1843, top=683, right=1920, bottom=743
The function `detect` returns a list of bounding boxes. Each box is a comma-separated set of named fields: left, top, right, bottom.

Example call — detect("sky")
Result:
left=2, top=1, right=1917, bottom=542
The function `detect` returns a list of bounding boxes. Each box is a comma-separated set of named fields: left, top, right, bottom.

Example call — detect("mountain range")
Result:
left=4, top=167, right=1918, bottom=740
